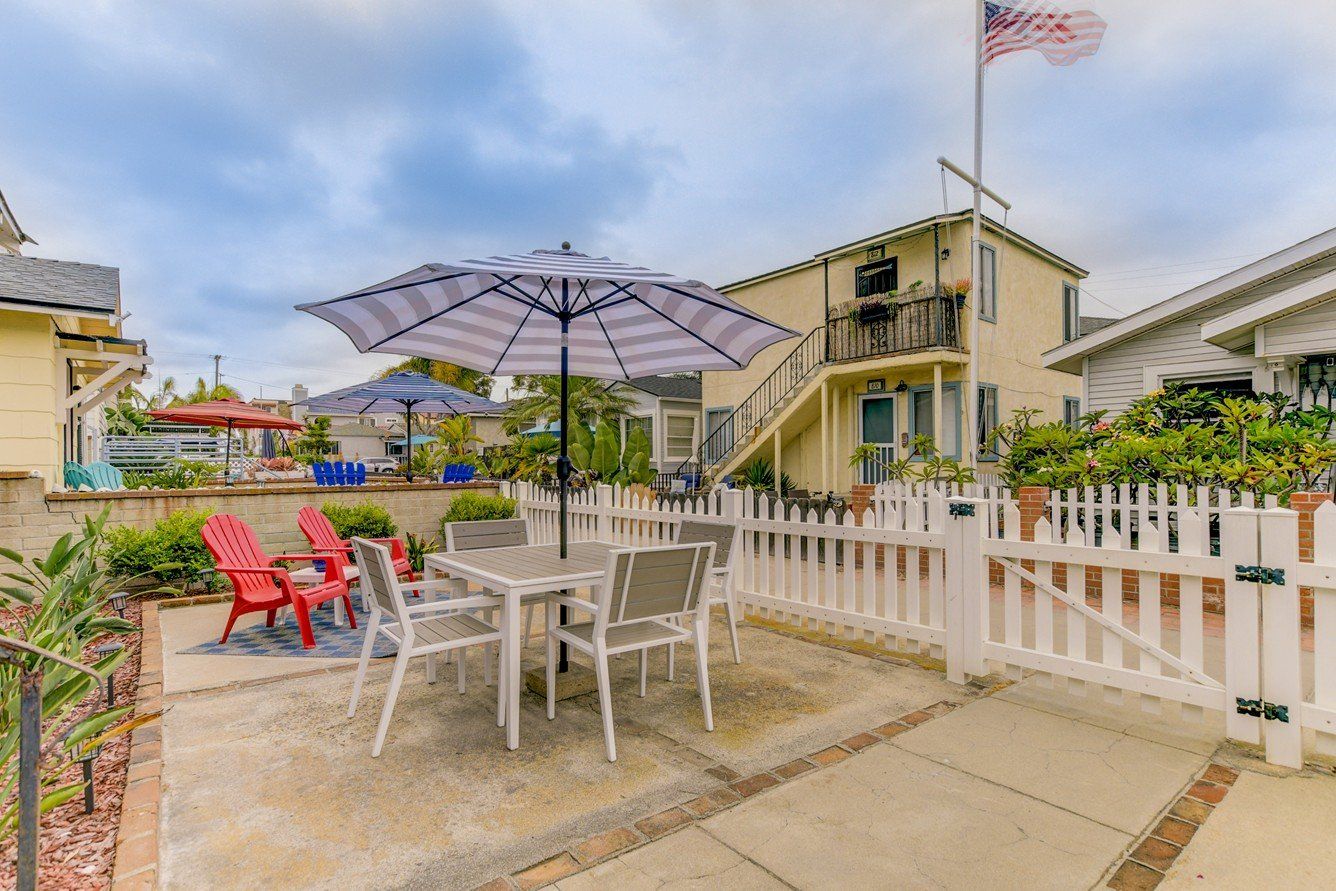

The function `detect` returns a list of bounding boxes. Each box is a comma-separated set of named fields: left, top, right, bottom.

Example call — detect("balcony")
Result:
left=825, top=285, right=961, bottom=364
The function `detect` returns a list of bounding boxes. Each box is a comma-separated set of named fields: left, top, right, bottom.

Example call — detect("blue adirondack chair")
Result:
left=352, top=463, right=367, bottom=485
left=86, top=461, right=126, bottom=491
left=63, top=462, right=95, bottom=491
left=312, top=462, right=330, bottom=486
left=333, top=461, right=348, bottom=485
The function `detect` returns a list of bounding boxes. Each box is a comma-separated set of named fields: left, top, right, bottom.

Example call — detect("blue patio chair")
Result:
left=352, top=463, right=366, bottom=485
left=86, top=461, right=126, bottom=491
left=63, top=462, right=95, bottom=491
left=441, top=464, right=458, bottom=483
left=313, top=462, right=329, bottom=486
left=459, top=463, right=476, bottom=482
left=333, top=461, right=347, bottom=485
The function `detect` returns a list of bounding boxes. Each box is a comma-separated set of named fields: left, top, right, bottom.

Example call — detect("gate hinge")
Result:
left=1234, top=564, right=1286, bottom=585
left=1236, top=697, right=1290, bottom=722
left=949, top=503, right=976, bottom=517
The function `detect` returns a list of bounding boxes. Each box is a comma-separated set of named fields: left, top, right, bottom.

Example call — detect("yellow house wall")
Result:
left=0, top=309, right=60, bottom=483
left=705, top=216, right=1084, bottom=492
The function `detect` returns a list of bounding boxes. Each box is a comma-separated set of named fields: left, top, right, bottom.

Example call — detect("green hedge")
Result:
left=101, top=509, right=219, bottom=589
left=321, top=500, right=398, bottom=540
left=441, top=492, right=517, bottom=533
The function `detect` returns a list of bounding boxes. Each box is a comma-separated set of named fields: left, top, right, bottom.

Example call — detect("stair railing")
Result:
left=682, top=324, right=827, bottom=478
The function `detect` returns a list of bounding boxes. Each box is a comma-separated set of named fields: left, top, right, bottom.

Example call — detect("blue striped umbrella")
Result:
left=295, top=372, right=504, bottom=481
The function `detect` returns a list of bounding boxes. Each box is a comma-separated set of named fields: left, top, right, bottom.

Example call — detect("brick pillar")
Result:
left=1017, top=486, right=1049, bottom=592
left=1292, top=490, right=1332, bottom=629
left=851, top=484, right=879, bottom=570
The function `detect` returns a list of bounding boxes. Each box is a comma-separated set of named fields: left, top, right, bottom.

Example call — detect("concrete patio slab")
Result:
left=160, top=599, right=359, bottom=695
left=894, top=694, right=1208, bottom=834
left=157, top=612, right=967, bottom=890
left=553, top=826, right=785, bottom=891
left=703, top=744, right=1130, bottom=890
left=1162, top=768, right=1336, bottom=888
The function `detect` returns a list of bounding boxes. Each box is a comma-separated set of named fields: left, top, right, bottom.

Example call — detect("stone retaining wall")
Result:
left=0, top=472, right=500, bottom=565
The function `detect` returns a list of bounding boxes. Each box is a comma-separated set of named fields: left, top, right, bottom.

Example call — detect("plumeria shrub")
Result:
left=989, top=384, right=1336, bottom=500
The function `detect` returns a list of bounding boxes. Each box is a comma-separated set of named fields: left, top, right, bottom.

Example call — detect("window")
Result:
left=908, top=383, right=961, bottom=459
left=978, top=243, right=997, bottom=321
left=977, top=384, right=999, bottom=457
left=1062, top=283, right=1080, bottom=342
left=1063, top=397, right=1081, bottom=428
left=855, top=256, right=898, bottom=299
left=665, top=414, right=696, bottom=460
left=1162, top=375, right=1254, bottom=400
left=624, top=415, right=653, bottom=455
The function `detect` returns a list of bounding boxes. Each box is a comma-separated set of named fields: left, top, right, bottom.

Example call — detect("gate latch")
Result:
left=1234, top=564, right=1286, bottom=585
left=949, top=503, right=976, bottom=517
left=1236, top=697, right=1290, bottom=723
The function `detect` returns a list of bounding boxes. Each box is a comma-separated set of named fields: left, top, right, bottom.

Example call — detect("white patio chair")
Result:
left=443, top=518, right=551, bottom=649
left=347, top=537, right=503, bottom=757
left=673, top=519, right=744, bottom=665
left=545, top=542, right=715, bottom=762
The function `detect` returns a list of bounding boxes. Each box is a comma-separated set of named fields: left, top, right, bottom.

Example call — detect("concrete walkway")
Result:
left=558, top=677, right=1224, bottom=891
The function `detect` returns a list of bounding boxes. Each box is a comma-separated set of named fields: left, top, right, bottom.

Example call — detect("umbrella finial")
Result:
left=561, top=241, right=571, bottom=251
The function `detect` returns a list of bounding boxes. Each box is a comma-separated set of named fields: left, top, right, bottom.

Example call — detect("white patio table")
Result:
left=424, top=540, right=620, bottom=750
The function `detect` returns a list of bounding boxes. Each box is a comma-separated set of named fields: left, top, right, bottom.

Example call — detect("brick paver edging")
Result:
left=110, top=600, right=166, bottom=890
left=476, top=699, right=965, bottom=891
left=1105, top=761, right=1240, bottom=890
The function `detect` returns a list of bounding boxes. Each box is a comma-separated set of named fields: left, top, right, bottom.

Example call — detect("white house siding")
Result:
left=1085, top=254, right=1336, bottom=416
left=1261, top=296, right=1336, bottom=357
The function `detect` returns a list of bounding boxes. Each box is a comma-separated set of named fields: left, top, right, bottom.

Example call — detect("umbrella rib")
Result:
left=491, top=292, right=543, bottom=375
left=363, top=276, right=527, bottom=351
left=622, top=296, right=744, bottom=368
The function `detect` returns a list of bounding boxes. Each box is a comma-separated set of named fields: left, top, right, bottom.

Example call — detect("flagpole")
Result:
left=967, top=0, right=985, bottom=468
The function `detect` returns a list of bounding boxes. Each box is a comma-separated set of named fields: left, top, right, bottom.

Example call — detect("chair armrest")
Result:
left=551, top=594, right=598, bottom=613
left=313, top=544, right=355, bottom=555
left=358, top=536, right=409, bottom=562
left=266, top=553, right=326, bottom=563
left=215, top=565, right=288, bottom=577
left=405, top=593, right=503, bottom=614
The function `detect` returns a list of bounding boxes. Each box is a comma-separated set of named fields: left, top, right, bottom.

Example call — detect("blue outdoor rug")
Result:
left=180, top=604, right=397, bottom=659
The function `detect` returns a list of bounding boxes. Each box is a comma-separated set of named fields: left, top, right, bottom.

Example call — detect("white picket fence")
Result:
left=510, top=481, right=1336, bottom=769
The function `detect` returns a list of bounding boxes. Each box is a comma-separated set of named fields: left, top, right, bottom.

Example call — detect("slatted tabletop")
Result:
left=425, top=540, right=619, bottom=590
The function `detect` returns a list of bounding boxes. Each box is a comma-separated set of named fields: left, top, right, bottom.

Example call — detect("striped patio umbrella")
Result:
left=298, top=245, right=796, bottom=671
left=296, top=372, right=505, bottom=481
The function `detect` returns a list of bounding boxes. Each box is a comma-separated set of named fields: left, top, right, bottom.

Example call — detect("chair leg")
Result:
left=372, top=650, right=411, bottom=757
left=639, top=649, right=647, bottom=697
left=292, top=599, right=317, bottom=649
left=265, top=609, right=277, bottom=628
left=219, top=602, right=246, bottom=644
left=667, top=642, right=675, bottom=681
left=426, top=651, right=437, bottom=684
left=693, top=619, right=714, bottom=732
left=457, top=646, right=467, bottom=694
left=342, top=594, right=358, bottom=630
left=594, top=641, right=616, bottom=762
left=348, top=614, right=380, bottom=718
left=545, top=608, right=557, bottom=720
left=723, top=583, right=742, bottom=665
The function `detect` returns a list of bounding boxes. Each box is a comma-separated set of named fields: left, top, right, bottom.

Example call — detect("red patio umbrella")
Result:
left=147, top=399, right=306, bottom=485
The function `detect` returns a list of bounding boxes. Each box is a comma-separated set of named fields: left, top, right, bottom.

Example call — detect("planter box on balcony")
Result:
left=857, top=303, right=891, bottom=324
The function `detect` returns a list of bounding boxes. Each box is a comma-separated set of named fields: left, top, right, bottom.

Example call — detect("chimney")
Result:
left=291, top=384, right=308, bottom=422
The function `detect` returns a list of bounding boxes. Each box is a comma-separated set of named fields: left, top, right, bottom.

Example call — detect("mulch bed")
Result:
left=0, top=599, right=148, bottom=890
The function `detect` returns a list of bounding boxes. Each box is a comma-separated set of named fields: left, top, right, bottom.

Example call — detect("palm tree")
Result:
left=503, top=376, right=636, bottom=435
left=171, top=377, right=242, bottom=406
left=149, top=376, right=179, bottom=410
left=377, top=357, right=494, bottom=398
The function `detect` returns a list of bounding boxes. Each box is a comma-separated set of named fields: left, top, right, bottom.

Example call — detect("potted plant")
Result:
left=857, top=292, right=895, bottom=324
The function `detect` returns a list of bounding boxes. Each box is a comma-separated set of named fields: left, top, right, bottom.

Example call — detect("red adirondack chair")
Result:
left=296, top=506, right=416, bottom=582
left=202, top=514, right=356, bottom=649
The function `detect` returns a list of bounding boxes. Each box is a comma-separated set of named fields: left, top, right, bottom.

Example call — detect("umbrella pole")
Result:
left=224, top=419, right=234, bottom=486
left=405, top=405, right=414, bottom=482
left=558, top=312, right=571, bottom=672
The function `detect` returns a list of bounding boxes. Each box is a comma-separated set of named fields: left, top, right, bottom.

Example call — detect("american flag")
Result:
left=982, top=1, right=1107, bottom=67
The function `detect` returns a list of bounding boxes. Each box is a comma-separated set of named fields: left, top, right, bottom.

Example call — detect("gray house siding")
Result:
left=1262, top=297, right=1336, bottom=357
left=1085, top=254, right=1336, bottom=415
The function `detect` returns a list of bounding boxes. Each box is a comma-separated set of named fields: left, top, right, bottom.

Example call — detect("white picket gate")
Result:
left=511, top=481, right=1330, bottom=769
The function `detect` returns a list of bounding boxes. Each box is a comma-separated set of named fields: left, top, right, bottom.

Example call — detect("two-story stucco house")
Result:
left=695, top=209, right=1086, bottom=492
left=1044, top=226, right=1336, bottom=416
left=0, top=188, right=152, bottom=486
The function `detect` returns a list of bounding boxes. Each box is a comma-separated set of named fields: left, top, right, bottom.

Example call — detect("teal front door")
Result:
left=859, top=395, right=896, bottom=484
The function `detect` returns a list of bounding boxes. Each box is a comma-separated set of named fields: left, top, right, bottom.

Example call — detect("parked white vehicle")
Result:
left=361, top=456, right=400, bottom=473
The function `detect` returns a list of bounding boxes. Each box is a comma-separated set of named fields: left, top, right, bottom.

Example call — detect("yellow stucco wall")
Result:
left=0, top=309, right=60, bottom=482
left=703, top=214, right=1085, bottom=491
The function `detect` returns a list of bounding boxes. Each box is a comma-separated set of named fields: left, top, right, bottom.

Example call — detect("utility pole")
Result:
left=212, top=355, right=222, bottom=391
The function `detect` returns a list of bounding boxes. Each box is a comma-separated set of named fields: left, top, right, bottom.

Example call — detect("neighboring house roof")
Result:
left=1200, top=267, right=1336, bottom=349
left=621, top=375, right=702, bottom=400
left=0, top=188, right=35, bottom=255
left=1043, top=226, right=1336, bottom=374
left=719, top=209, right=1088, bottom=292
left=0, top=254, right=119, bottom=316
left=1079, top=315, right=1119, bottom=337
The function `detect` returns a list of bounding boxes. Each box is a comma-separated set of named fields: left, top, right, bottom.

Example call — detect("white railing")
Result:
left=101, top=433, right=245, bottom=474
left=512, top=481, right=1330, bottom=770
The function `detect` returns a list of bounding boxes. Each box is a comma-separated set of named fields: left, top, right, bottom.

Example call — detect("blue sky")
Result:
left=2, top=1, right=1333, bottom=399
